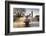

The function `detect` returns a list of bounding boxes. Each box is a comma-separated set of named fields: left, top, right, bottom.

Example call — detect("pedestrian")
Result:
left=24, top=16, right=30, bottom=27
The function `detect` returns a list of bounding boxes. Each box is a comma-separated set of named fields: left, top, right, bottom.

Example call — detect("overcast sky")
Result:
left=13, top=8, right=39, bottom=17
left=25, top=8, right=39, bottom=17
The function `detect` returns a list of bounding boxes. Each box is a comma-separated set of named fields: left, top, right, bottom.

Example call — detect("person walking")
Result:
left=24, top=16, right=30, bottom=27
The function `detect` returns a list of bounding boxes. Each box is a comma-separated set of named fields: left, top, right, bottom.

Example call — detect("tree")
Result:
left=13, top=8, right=26, bottom=22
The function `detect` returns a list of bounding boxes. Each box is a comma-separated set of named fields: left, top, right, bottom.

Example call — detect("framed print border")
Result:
left=5, top=1, right=45, bottom=35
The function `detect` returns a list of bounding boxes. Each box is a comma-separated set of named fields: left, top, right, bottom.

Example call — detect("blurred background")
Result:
left=13, top=8, right=39, bottom=28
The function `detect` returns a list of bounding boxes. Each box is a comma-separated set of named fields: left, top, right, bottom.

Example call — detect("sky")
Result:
left=25, top=8, right=39, bottom=17
left=13, top=8, right=39, bottom=17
